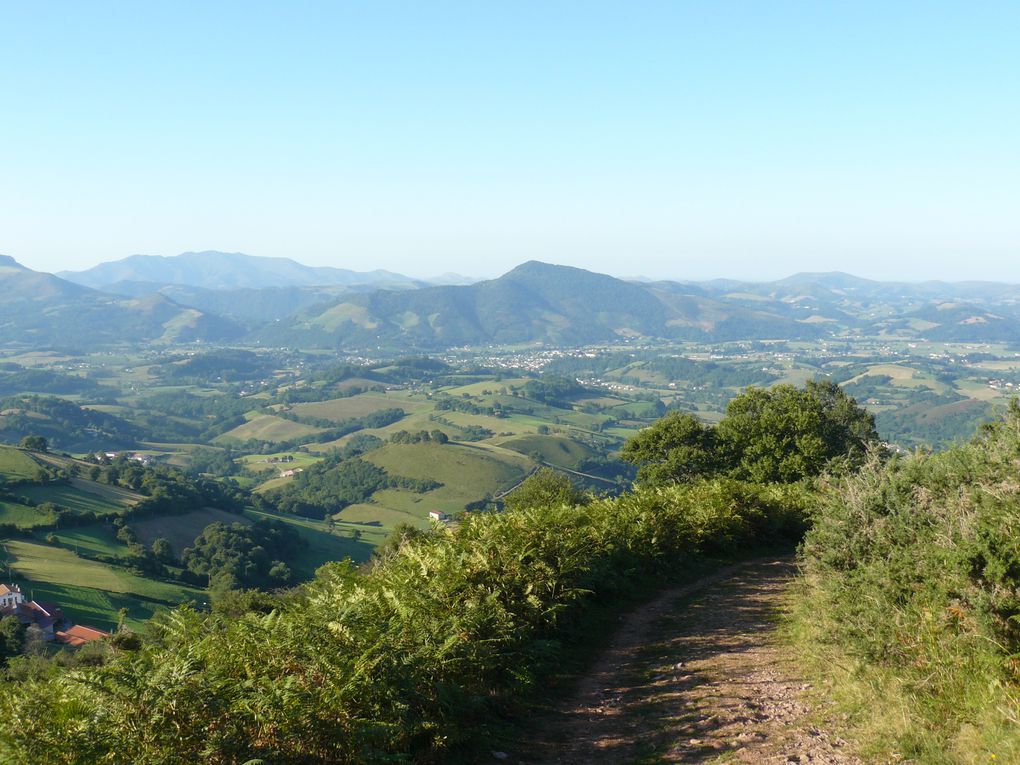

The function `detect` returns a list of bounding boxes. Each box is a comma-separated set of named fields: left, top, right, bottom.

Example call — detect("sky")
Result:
left=1, top=1, right=1018, bottom=282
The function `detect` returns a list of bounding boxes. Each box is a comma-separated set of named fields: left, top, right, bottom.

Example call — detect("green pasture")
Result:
left=0, top=500, right=54, bottom=528
left=0, top=446, right=42, bottom=481
left=347, top=441, right=532, bottom=522
left=216, top=414, right=325, bottom=444
left=52, top=526, right=124, bottom=558
left=0, top=539, right=204, bottom=631
left=245, top=509, right=377, bottom=573
left=496, top=434, right=596, bottom=468
left=288, top=393, right=422, bottom=422
left=238, top=452, right=323, bottom=474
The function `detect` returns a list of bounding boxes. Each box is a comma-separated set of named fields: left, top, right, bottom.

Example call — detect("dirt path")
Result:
left=502, top=559, right=858, bottom=764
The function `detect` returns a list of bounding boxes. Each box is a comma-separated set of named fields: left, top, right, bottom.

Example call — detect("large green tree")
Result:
left=718, top=380, right=878, bottom=482
left=620, top=411, right=723, bottom=485
left=502, top=468, right=586, bottom=512
left=622, top=380, right=879, bottom=485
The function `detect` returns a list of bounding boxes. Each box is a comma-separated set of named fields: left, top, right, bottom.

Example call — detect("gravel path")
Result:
left=500, top=559, right=860, bottom=764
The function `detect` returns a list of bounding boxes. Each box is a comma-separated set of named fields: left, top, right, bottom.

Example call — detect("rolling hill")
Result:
left=0, top=255, right=244, bottom=347
left=258, top=261, right=826, bottom=348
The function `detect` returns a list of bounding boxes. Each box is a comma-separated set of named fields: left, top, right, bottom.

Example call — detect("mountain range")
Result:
left=0, top=255, right=243, bottom=347
left=58, top=251, right=427, bottom=291
left=5, top=250, right=1020, bottom=350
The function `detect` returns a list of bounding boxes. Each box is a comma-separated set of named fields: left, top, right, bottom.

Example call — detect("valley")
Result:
left=3, top=253, right=1020, bottom=762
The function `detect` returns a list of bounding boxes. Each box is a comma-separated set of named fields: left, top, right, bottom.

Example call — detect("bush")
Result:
left=796, top=401, right=1020, bottom=756
left=0, top=477, right=808, bottom=763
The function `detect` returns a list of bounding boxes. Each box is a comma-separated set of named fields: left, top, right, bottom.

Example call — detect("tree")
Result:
left=620, top=411, right=723, bottom=485
left=717, top=381, right=878, bottom=483
left=372, top=521, right=426, bottom=561
left=503, top=468, right=586, bottom=512
left=0, top=616, right=24, bottom=664
left=620, top=381, right=879, bottom=486
left=151, top=538, right=175, bottom=563
left=19, top=435, right=47, bottom=452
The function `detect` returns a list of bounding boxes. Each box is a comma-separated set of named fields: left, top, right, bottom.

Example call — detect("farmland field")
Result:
left=217, top=414, right=325, bottom=443
left=497, top=434, right=596, bottom=468
left=0, top=539, right=204, bottom=630
left=19, top=483, right=130, bottom=515
left=349, top=441, right=534, bottom=521
left=0, top=500, right=54, bottom=528
left=0, top=446, right=41, bottom=480
left=52, top=526, right=124, bottom=558
left=245, top=509, right=378, bottom=574
left=289, top=393, right=419, bottom=422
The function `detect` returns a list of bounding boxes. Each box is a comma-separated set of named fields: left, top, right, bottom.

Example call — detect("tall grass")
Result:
left=0, top=478, right=806, bottom=764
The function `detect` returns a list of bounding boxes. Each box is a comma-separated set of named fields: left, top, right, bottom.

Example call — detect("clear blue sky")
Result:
left=2, top=1, right=1018, bottom=281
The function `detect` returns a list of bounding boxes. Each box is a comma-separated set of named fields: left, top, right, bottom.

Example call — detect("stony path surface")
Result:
left=500, top=559, right=860, bottom=764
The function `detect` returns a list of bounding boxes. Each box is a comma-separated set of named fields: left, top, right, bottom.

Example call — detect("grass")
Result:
left=288, top=393, right=421, bottom=422
left=783, top=575, right=1020, bottom=764
left=0, top=539, right=204, bottom=631
left=0, top=499, right=54, bottom=528
left=237, top=451, right=323, bottom=474
left=244, top=509, right=379, bottom=575
left=216, top=414, right=325, bottom=444
left=0, top=445, right=42, bottom=480
left=52, top=525, right=124, bottom=557
left=19, top=483, right=128, bottom=515
left=352, top=441, right=532, bottom=522
left=497, top=434, right=596, bottom=468
left=69, top=478, right=144, bottom=504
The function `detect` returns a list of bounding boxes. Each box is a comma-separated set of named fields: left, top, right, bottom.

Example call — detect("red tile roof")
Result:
left=55, top=625, right=109, bottom=648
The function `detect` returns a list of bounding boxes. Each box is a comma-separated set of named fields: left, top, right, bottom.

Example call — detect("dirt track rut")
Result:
left=504, top=559, right=860, bottom=764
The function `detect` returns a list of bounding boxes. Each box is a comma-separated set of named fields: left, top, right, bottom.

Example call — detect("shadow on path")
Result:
left=500, top=558, right=857, bottom=764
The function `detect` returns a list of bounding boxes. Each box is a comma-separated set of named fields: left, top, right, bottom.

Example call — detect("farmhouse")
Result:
left=0, top=584, right=23, bottom=610
left=428, top=510, right=449, bottom=522
left=0, top=597, right=68, bottom=640
left=0, top=583, right=107, bottom=645
left=56, top=624, right=109, bottom=647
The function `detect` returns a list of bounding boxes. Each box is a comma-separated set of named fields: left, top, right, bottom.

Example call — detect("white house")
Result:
left=428, top=510, right=449, bottom=522
left=0, top=584, right=24, bottom=610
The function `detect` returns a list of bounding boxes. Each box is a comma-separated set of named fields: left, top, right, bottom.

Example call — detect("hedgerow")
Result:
left=0, top=478, right=808, bottom=764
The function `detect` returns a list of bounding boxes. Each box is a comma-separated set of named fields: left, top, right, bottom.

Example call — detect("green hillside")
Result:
left=0, top=539, right=204, bottom=631
left=0, top=445, right=42, bottom=481
left=339, top=441, right=533, bottom=523
left=257, top=261, right=823, bottom=349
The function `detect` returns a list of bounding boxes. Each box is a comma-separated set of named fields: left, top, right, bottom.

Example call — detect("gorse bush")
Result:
left=797, top=401, right=1020, bottom=758
left=0, top=478, right=808, bottom=764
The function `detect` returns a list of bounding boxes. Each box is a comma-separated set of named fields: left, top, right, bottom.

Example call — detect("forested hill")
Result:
left=257, top=260, right=823, bottom=347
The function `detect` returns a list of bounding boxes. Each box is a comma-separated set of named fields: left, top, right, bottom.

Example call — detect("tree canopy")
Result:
left=502, top=468, right=586, bottom=513
left=622, top=380, right=879, bottom=485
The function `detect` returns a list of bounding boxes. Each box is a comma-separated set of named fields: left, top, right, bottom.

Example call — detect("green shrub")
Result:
left=0, top=478, right=807, bottom=764
left=796, top=402, right=1020, bottom=758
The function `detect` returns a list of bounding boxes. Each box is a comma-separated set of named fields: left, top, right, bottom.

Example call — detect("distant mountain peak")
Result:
left=58, top=250, right=421, bottom=291
left=0, top=255, right=27, bottom=270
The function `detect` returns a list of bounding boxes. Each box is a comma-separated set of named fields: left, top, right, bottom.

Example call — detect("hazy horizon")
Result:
left=3, top=2, right=1018, bottom=282
left=3, top=248, right=1019, bottom=287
